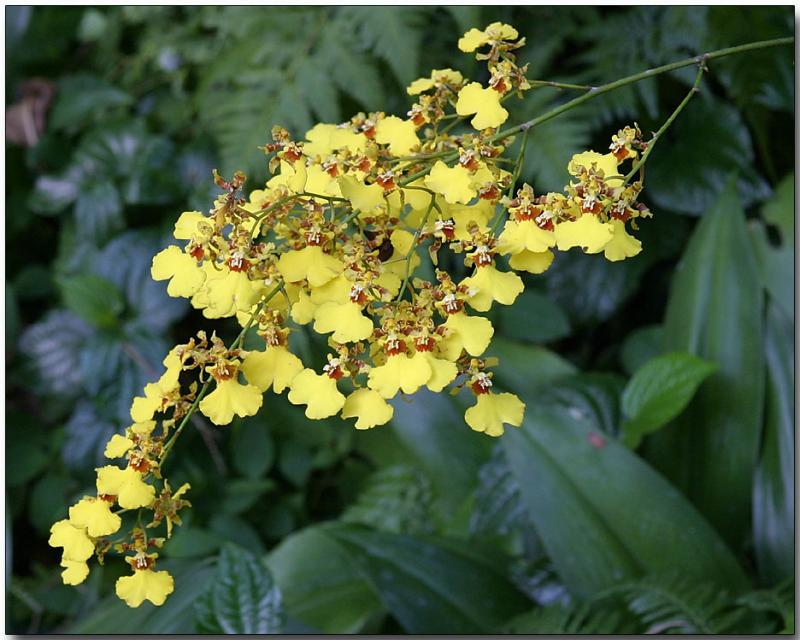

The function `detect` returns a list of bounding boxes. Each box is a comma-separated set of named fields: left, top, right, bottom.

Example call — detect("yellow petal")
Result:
left=241, top=346, right=303, bottom=394
left=603, top=220, right=642, bottom=261
left=130, top=387, right=161, bottom=423
left=48, top=520, right=94, bottom=562
left=199, top=378, right=263, bottom=426
left=202, top=269, right=264, bottom=319
left=277, top=246, right=344, bottom=288
left=374, top=116, right=419, bottom=157
left=305, top=164, right=342, bottom=198
left=60, top=559, right=90, bottom=586
left=438, top=312, right=494, bottom=361
left=339, top=175, right=386, bottom=214
left=130, top=420, right=156, bottom=436
left=461, top=266, right=524, bottom=312
left=424, top=161, right=476, bottom=205
left=341, top=388, right=394, bottom=429
left=509, top=249, right=555, bottom=274
left=447, top=200, right=494, bottom=240
left=287, top=369, right=345, bottom=419
left=68, top=497, right=121, bottom=537
left=455, top=82, right=508, bottom=130
left=464, top=392, right=525, bottom=437
left=367, top=352, right=432, bottom=399
left=568, top=151, right=620, bottom=180
left=497, top=220, right=556, bottom=255
left=115, top=569, right=174, bottom=608
left=151, top=246, right=206, bottom=298
left=304, top=123, right=366, bottom=157
left=173, top=211, right=207, bottom=240
left=458, top=28, right=488, bottom=52
left=407, top=77, right=435, bottom=95
left=95, top=466, right=156, bottom=509
left=290, top=290, right=316, bottom=325
left=554, top=214, right=614, bottom=254
left=422, top=353, right=458, bottom=392
left=314, top=301, right=374, bottom=343
left=104, top=434, right=134, bottom=459
left=266, top=159, right=307, bottom=193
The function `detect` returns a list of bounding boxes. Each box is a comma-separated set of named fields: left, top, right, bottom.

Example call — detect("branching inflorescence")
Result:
left=47, top=22, right=792, bottom=608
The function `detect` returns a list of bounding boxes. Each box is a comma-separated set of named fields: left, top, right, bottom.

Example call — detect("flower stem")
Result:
left=398, top=36, right=793, bottom=188
left=159, top=281, right=286, bottom=467
left=623, top=62, right=706, bottom=185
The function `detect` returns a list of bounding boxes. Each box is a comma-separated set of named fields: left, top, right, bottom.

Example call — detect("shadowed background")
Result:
left=5, top=6, right=794, bottom=634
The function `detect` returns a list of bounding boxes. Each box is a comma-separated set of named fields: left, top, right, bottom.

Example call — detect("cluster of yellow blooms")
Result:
left=50, top=22, right=651, bottom=607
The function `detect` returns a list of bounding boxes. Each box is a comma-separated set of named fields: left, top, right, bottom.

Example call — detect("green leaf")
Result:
left=341, top=465, right=433, bottom=535
left=541, top=249, right=649, bottom=326
left=73, top=179, right=124, bottom=243
left=488, top=337, right=576, bottom=397
left=646, top=180, right=765, bottom=547
left=327, top=525, right=530, bottom=633
left=503, top=402, right=748, bottom=598
left=753, top=303, right=794, bottom=584
left=265, top=526, right=383, bottom=633
left=518, top=92, right=592, bottom=193
left=762, top=173, right=794, bottom=238
left=18, top=310, right=93, bottom=396
left=49, top=74, right=132, bottom=134
left=69, top=560, right=216, bottom=633
left=390, top=390, right=491, bottom=518
left=231, top=419, right=275, bottom=479
left=621, top=352, right=717, bottom=448
left=620, top=325, right=664, bottom=375
left=195, top=544, right=284, bottom=634
left=345, top=7, right=425, bottom=86
left=58, top=273, right=124, bottom=328
left=548, top=373, right=626, bottom=438
left=646, top=96, right=771, bottom=215
left=62, top=401, right=116, bottom=469
left=494, top=289, right=571, bottom=343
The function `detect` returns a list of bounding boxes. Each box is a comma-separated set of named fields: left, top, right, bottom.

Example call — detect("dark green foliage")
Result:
left=6, top=5, right=794, bottom=634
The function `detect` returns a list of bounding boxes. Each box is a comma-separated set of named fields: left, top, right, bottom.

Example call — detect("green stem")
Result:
left=490, top=125, right=530, bottom=234
left=623, top=63, right=706, bottom=184
left=490, top=37, right=793, bottom=143
left=398, top=37, right=793, bottom=187
left=528, top=79, right=594, bottom=91
left=159, top=281, right=286, bottom=468
left=396, top=193, right=438, bottom=301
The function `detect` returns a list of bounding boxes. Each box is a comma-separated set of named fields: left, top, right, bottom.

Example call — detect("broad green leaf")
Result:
left=548, top=373, right=626, bottom=438
left=18, top=310, right=93, bottom=396
left=621, top=352, right=717, bottom=448
left=231, top=419, right=275, bottom=479
left=620, top=324, right=664, bottom=375
left=327, top=525, right=530, bottom=633
left=647, top=180, right=765, bottom=547
left=265, top=526, right=383, bottom=633
left=494, top=289, right=571, bottom=343
left=69, top=560, right=215, bottom=633
left=542, top=249, right=649, bottom=326
left=762, top=173, right=794, bottom=238
left=6, top=412, right=50, bottom=488
left=163, top=528, right=220, bottom=559
left=195, top=544, right=284, bottom=634
left=341, top=465, right=433, bottom=535
left=751, top=174, right=794, bottom=318
left=390, top=389, right=491, bottom=517
left=504, top=403, right=748, bottom=598
left=489, top=337, right=576, bottom=396
left=62, top=401, right=116, bottom=469
left=646, top=96, right=771, bottom=215
left=59, top=273, right=124, bottom=329
left=753, top=303, right=794, bottom=584
left=49, top=74, right=132, bottom=134
left=73, top=179, right=124, bottom=243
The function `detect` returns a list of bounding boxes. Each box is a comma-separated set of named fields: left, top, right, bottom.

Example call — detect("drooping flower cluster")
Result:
left=51, top=21, right=653, bottom=607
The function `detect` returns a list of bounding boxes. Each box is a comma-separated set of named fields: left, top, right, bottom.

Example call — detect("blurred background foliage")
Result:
left=5, top=5, right=794, bottom=634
